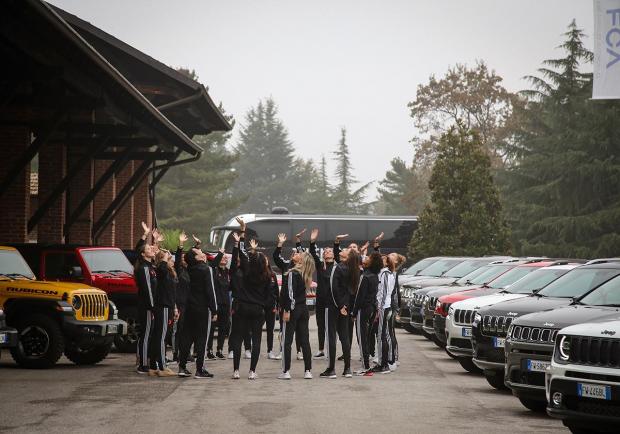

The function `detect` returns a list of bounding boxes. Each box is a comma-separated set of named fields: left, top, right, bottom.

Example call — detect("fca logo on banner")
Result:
left=606, top=9, right=620, bottom=68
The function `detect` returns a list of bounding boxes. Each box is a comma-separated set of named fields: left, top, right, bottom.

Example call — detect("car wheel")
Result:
left=484, top=370, right=507, bottom=390
left=457, top=357, right=482, bottom=373
left=421, top=329, right=433, bottom=340
left=432, top=334, right=445, bottom=348
left=444, top=348, right=457, bottom=359
left=65, top=342, right=112, bottom=365
left=518, top=397, right=546, bottom=412
left=564, top=422, right=600, bottom=434
left=10, top=314, right=64, bottom=369
left=114, top=306, right=139, bottom=353
left=403, top=323, right=417, bottom=334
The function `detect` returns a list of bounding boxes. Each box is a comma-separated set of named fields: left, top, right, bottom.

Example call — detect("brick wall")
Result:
left=65, top=149, right=94, bottom=245
left=133, top=173, right=152, bottom=242
left=115, top=161, right=134, bottom=249
left=37, top=142, right=66, bottom=243
left=93, top=159, right=115, bottom=246
left=0, top=126, right=31, bottom=243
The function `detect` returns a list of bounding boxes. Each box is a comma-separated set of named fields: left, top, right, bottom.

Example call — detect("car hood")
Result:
left=426, top=285, right=481, bottom=299
left=440, top=287, right=503, bottom=304
left=513, top=305, right=620, bottom=330
left=478, top=295, right=573, bottom=320
left=559, top=319, right=620, bottom=339
left=450, top=293, right=528, bottom=311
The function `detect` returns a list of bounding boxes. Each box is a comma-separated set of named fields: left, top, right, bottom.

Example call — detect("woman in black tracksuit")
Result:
left=279, top=251, right=315, bottom=379
left=265, top=261, right=280, bottom=359
left=135, top=235, right=157, bottom=375
left=230, top=223, right=270, bottom=380
left=150, top=250, right=177, bottom=376
left=172, top=236, right=190, bottom=362
left=352, top=252, right=381, bottom=375
left=207, top=254, right=231, bottom=360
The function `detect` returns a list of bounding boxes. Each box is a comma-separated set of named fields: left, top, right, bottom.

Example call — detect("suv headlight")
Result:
left=72, top=295, right=82, bottom=310
left=558, top=335, right=570, bottom=361
left=474, top=313, right=482, bottom=325
left=447, top=306, right=454, bottom=320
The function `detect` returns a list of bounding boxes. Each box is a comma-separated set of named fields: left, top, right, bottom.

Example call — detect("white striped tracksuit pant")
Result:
left=149, top=306, right=170, bottom=370
left=376, top=308, right=393, bottom=367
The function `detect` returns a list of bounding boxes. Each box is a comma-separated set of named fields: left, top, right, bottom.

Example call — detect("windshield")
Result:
left=81, top=249, right=133, bottom=275
left=579, top=276, right=620, bottom=306
left=0, top=250, right=35, bottom=279
left=488, top=266, right=537, bottom=289
left=417, top=258, right=465, bottom=277
left=208, top=228, right=229, bottom=251
left=455, top=266, right=490, bottom=285
left=444, top=259, right=492, bottom=278
left=468, top=264, right=514, bottom=286
left=505, top=267, right=573, bottom=294
left=539, top=267, right=620, bottom=298
left=402, top=257, right=439, bottom=276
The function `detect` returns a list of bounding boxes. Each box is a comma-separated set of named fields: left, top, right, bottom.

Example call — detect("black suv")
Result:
left=472, top=260, right=620, bottom=391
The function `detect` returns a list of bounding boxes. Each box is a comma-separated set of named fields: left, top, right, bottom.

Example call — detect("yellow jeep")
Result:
left=0, top=246, right=127, bottom=369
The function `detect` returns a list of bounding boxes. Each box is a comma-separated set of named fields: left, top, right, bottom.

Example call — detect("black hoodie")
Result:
left=235, top=241, right=270, bottom=307
left=330, top=262, right=351, bottom=310
left=155, top=262, right=177, bottom=308
left=135, top=239, right=157, bottom=309
left=174, top=247, right=190, bottom=308
left=281, top=269, right=307, bottom=312
left=309, top=241, right=338, bottom=306
left=186, top=261, right=218, bottom=314
left=353, top=269, right=379, bottom=315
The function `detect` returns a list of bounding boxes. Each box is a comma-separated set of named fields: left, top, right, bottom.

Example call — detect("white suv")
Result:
left=547, top=319, right=620, bottom=433
left=446, top=263, right=579, bottom=373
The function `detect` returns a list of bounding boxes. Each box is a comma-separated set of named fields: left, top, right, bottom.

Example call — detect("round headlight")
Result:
left=72, top=295, right=82, bottom=310
left=552, top=392, right=563, bottom=407
left=474, top=313, right=482, bottom=323
left=558, top=335, right=570, bottom=361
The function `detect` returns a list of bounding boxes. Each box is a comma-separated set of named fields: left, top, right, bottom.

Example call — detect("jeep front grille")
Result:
left=426, top=297, right=437, bottom=313
left=566, top=336, right=620, bottom=367
left=76, top=293, right=108, bottom=320
left=482, top=315, right=514, bottom=337
left=510, top=325, right=558, bottom=344
left=454, top=309, right=476, bottom=326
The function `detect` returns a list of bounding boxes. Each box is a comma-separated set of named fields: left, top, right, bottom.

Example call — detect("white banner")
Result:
left=593, top=0, right=620, bottom=99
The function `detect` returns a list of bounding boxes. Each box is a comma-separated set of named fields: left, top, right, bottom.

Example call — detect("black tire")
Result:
left=432, top=334, right=446, bottom=348
left=421, top=329, right=433, bottom=340
left=484, top=370, right=507, bottom=390
left=518, top=397, right=546, bottom=412
left=564, top=422, right=601, bottom=434
left=444, top=348, right=457, bottom=359
left=457, top=357, right=482, bottom=373
left=10, top=314, right=64, bottom=369
left=65, top=342, right=112, bottom=365
left=404, top=323, right=418, bottom=334
left=114, top=305, right=139, bottom=353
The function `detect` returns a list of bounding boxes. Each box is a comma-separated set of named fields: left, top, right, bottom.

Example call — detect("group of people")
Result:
left=133, top=218, right=405, bottom=380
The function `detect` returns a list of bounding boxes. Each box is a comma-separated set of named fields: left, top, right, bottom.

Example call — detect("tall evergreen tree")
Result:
left=297, top=155, right=337, bottom=214
left=231, top=98, right=305, bottom=213
left=409, top=127, right=511, bottom=261
left=331, top=128, right=370, bottom=213
left=377, top=157, right=415, bottom=215
left=501, top=21, right=620, bottom=257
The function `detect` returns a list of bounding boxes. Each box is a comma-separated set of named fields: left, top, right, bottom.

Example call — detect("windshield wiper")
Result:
left=6, top=273, right=32, bottom=280
left=0, top=273, right=15, bottom=280
left=108, top=269, right=132, bottom=276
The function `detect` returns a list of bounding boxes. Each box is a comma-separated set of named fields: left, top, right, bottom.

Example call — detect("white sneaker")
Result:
left=313, top=351, right=325, bottom=359
left=268, top=351, right=277, bottom=360
left=296, top=351, right=303, bottom=360
left=228, top=351, right=234, bottom=359
left=232, top=370, right=240, bottom=380
left=248, top=370, right=257, bottom=380
left=274, top=353, right=282, bottom=360
left=304, top=370, right=313, bottom=379
left=371, top=356, right=378, bottom=364
left=244, top=350, right=252, bottom=359
left=396, top=360, right=400, bottom=366
left=278, top=371, right=292, bottom=380
left=388, top=363, right=397, bottom=372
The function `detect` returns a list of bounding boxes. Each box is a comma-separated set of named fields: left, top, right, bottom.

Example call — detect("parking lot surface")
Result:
left=0, top=324, right=566, bottom=433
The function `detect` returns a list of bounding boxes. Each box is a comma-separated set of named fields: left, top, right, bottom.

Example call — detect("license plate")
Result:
left=493, top=337, right=505, bottom=348
left=306, top=298, right=316, bottom=306
left=461, top=327, right=472, bottom=337
left=526, top=359, right=550, bottom=372
left=0, top=333, right=6, bottom=344
left=107, top=324, right=118, bottom=334
left=577, top=383, right=611, bottom=400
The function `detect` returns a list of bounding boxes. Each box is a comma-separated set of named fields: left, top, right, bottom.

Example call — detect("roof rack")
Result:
left=584, top=258, right=620, bottom=265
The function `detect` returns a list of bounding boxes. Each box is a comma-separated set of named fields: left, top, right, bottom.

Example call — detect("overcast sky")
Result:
left=49, top=0, right=593, bottom=200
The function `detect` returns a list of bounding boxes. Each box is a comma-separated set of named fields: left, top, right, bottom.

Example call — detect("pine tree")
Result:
left=378, top=157, right=427, bottom=215
left=331, top=128, right=370, bottom=213
left=501, top=21, right=620, bottom=257
left=409, top=127, right=511, bottom=261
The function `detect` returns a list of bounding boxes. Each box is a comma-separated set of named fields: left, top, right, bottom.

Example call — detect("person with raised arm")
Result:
left=172, top=232, right=190, bottom=363
left=230, top=218, right=271, bottom=380
left=135, top=222, right=158, bottom=375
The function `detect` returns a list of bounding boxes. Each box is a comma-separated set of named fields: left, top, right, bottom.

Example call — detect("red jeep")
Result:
left=12, top=244, right=139, bottom=352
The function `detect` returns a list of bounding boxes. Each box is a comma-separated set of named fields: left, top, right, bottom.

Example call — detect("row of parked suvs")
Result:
left=396, top=256, right=620, bottom=434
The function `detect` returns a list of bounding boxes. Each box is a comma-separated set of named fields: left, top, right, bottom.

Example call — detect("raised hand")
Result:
left=335, top=234, right=349, bottom=243
left=219, top=248, right=225, bottom=254
left=295, top=228, right=307, bottom=240
left=249, top=239, right=258, bottom=250
left=310, top=228, right=319, bottom=243
left=152, top=228, right=164, bottom=243
left=235, top=216, right=246, bottom=232
left=360, top=241, right=370, bottom=254
left=179, top=231, right=188, bottom=244
left=277, top=233, right=287, bottom=246
left=232, top=232, right=240, bottom=243
left=192, top=234, right=201, bottom=246
left=374, top=232, right=385, bottom=243
left=141, top=221, right=151, bottom=236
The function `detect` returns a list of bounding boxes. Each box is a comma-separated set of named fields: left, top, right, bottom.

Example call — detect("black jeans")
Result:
left=136, top=305, right=152, bottom=369
left=355, top=306, right=374, bottom=369
left=315, top=300, right=325, bottom=351
left=149, top=306, right=170, bottom=370
left=172, top=305, right=186, bottom=359
left=326, top=306, right=350, bottom=371
left=265, top=308, right=276, bottom=352
left=230, top=301, right=265, bottom=371
left=282, top=304, right=312, bottom=372
left=207, top=304, right=230, bottom=352
left=179, top=308, right=213, bottom=371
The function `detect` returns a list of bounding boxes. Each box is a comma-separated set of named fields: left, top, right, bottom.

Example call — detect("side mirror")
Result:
left=70, top=266, right=83, bottom=279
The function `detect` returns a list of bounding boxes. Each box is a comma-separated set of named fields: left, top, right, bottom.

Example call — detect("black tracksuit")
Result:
left=178, top=253, right=220, bottom=372
left=208, top=264, right=231, bottom=353
left=326, top=261, right=351, bottom=372
left=273, top=242, right=304, bottom=354
left=135, top=240, right=157, bottom=370
left=264, top=273, right=279, bottom=353
left=150, top=262, right=177, bottom=370
left=390, top=273, right=401, bottom=364
left=281, top=270, right=312, bottom=372
left=172, top=247, right=190, bottom=360
left=230, top=240, right=269, bottom=372
left=309, top=241, right=338, bottom=352
left=353, top=270, right=379, bottom=370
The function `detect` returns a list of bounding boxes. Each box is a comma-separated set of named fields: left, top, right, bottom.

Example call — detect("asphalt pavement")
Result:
left=0, top=322, right=567, bottom=433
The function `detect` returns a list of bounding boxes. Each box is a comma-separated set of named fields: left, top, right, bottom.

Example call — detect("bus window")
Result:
left=325, top=220, right=367, bottom=244
left=247, top=220, right=291, bottom=245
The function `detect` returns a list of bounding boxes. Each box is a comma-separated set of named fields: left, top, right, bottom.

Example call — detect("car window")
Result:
left=488, top=266, right=537, bottom=289
left=0, top=250, right=35, bottom=279
left=417, top=258, right=464, bottom=277
left=81, top=249, right=133, bottom=274
left=444, top=259, right=492, bottom=278
left=44, top=252, right=80, bottom=279
left=579, top=276, right=620, bottom=306
left=455, top=265, right=490, bottom=285
left=468, top=264, right=513, bottom=285
left=402, top=258, right=438, bottom=276
left=505, top=267, right=572, bottom=294
left=539, top=268, right=620, bottom=298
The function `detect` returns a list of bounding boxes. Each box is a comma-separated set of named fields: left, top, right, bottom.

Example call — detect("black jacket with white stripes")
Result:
left=353, top=270, right=379, bottom=315
left=136, top=258, right=157, bottom=310
left=281, top=269, right=307, bottom=312
left=330, top=262, right=351, bottom=310
left=186, top=261, right=218, bottom=314
left=155, top=262, right=177, bottom=308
